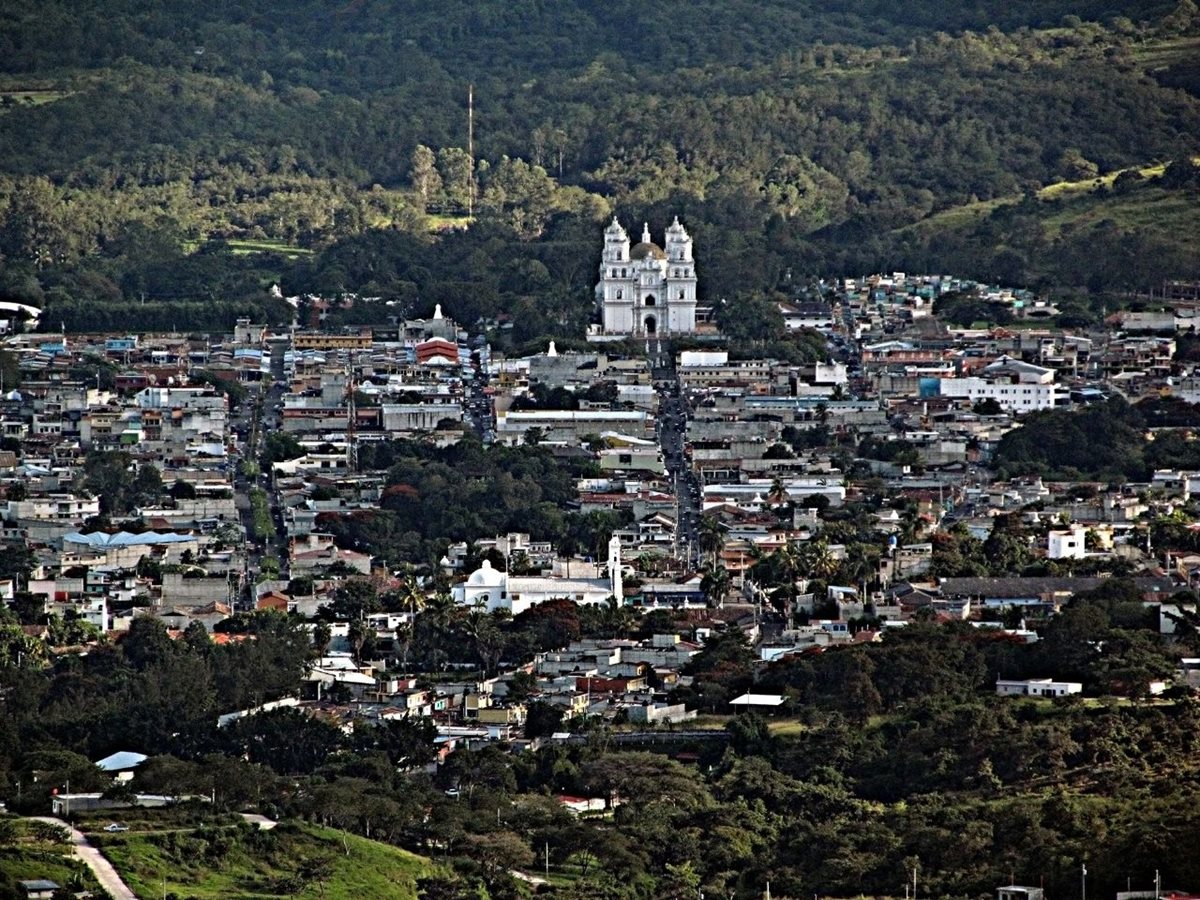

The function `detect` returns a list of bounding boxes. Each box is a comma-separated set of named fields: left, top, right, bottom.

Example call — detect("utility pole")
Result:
left=1082, top=863, right=1088, bottom=900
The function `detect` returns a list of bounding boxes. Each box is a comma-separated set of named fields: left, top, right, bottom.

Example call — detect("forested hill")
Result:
left=0, top=0, right=1182, bottom=76
left=0, top=0, right=1198, bottom=332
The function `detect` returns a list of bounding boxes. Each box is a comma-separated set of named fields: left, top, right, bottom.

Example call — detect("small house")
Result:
left=19, top=880, right=60, bottom=900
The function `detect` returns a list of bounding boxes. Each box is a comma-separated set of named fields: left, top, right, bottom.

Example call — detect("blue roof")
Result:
left=95, top=750, right=148, bottom=772
left=64, top=531, right=194, bottom=548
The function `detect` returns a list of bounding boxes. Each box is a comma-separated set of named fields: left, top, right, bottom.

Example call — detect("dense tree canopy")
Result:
left=0, top=3, right=1195, bottom=333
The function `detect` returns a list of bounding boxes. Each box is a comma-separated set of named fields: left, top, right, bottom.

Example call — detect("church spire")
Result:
left=642, top=222, right=651, bottom=244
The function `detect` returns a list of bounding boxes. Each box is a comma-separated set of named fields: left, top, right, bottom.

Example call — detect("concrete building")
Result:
left=1047, top=525, right=1087, bottom=560
left=995, top=678, right=1082, bottom=698
left=938, top=357, right=1067, bottom=412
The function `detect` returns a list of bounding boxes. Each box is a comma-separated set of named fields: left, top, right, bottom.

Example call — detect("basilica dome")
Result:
left=630, top=241, right=666, bottom=260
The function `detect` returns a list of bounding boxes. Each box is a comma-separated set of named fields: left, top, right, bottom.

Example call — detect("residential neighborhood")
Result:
left=5, top=251, right=1200, bottom=898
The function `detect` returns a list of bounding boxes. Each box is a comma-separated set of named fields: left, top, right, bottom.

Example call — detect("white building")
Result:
left=1047, top=525, right=1087, bottom=560
left=5, top=494, right=101, bottom=522
left=939, top=357, right=1067, bottom=412
left=596, top=218, right=697, bottom=336
left=453, top=536, right=623, bottom=616
left=995, top=678, right=1082, bottom=698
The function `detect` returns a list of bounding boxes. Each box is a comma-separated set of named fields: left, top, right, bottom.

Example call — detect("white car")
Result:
left=103, top=823, right=129, bottom=832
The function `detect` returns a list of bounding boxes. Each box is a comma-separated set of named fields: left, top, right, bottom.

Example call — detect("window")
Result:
left=678, top=290, right=685, bottom=300
left=616, top=289, right=623, bottom=300
left=621, top=268, right=627, bottom=277
left=645, top=295, right=656, bottom=307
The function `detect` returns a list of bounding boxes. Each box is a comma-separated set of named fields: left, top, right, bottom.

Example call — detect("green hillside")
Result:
left=881, top=158, right=1200, bottom=292
left=95, top=820, right=435, bottom=900
left=0, top=1, right=1197, bottom=333
left=0, top=818, right=102, bottom=897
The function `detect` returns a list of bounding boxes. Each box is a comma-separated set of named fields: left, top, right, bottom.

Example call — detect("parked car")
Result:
left=103, top=823, right=129, bottom=832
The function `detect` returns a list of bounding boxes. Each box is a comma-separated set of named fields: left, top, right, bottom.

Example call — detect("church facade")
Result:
left=596, top=217, right=697, bottom=336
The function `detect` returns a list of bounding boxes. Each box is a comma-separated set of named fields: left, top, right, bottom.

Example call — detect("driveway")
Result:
left=30, top=816, right=137, bottom=900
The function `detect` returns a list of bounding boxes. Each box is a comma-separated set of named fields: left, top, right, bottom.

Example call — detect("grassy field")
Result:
left=97, top=820, right=434, bottom=899
left=896, top=159, right=1200, bottom=263
left=226, top=238, right=313, bottom=258
left=0, top=89, right=72, bottom=114
left=181, top=237, right=313, bottom=258
left=1132, top=34, right=1200, bottom=71
left=1035, top=161, right=1173, bottom=201
left=1038, top=185, right=1200, bottom=250
left=766, top=719, right=809, bottom=737
left=894, top=196, right=1013, bottom=235
left=0, top=818, right=101, bottom=895
left=426, top=212, right=474, bottom=232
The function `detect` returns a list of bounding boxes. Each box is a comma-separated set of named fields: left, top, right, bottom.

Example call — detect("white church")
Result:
left=595, top=217, right=698, bottom=336
left=452, top=535, right=625, bottom=616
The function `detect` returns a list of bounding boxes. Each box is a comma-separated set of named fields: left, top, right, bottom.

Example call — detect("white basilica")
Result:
left=596, top=217, right=698, bottom=336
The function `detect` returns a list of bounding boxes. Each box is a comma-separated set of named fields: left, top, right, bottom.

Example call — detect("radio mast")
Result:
left=467, top=84, right=475, bottom=217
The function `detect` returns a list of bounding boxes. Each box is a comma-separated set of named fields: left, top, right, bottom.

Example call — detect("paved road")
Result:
left=30, top=816, right=137, bottom=900
left=653, top=356, right=702, bottom=562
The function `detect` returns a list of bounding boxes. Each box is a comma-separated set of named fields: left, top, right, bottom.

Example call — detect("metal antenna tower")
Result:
left=467, top=84, right=475, bottom=217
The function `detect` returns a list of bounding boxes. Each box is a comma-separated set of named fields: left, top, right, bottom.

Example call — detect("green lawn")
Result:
left=97, top=820, right=435, bottom=899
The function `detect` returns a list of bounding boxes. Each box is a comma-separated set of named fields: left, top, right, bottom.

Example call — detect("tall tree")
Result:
left=410, top=145, right=442, bottom=211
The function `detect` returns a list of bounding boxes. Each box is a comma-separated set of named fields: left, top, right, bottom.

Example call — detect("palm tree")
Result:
left=768, top=476, right=790, bottom=507
left=460, top=607, right=506, bottom=675
left=839, top=545, right=877, bottom=609
left=698, top=515, right=726, bottom=564
left=312, top=622, right=332, bottom=658
left=424, top=590, right=457, bottom=632
left=399, top=573, right=427, bottom=619
left=699, top=560, right=732, bottom=608
left=772, top=541, right=806, bottom=629
left=598, top=595, right=634, bottom=638
left=801, top=538, right=837, bottom=581
left=393, top=621, right=413, bottom=675
left=347, top=619, right=368, bottom=664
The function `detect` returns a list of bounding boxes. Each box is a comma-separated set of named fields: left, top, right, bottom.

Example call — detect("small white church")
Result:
left=452, top=535, right=625, bottom=616
left=595, top=217, right=698, bottom=337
